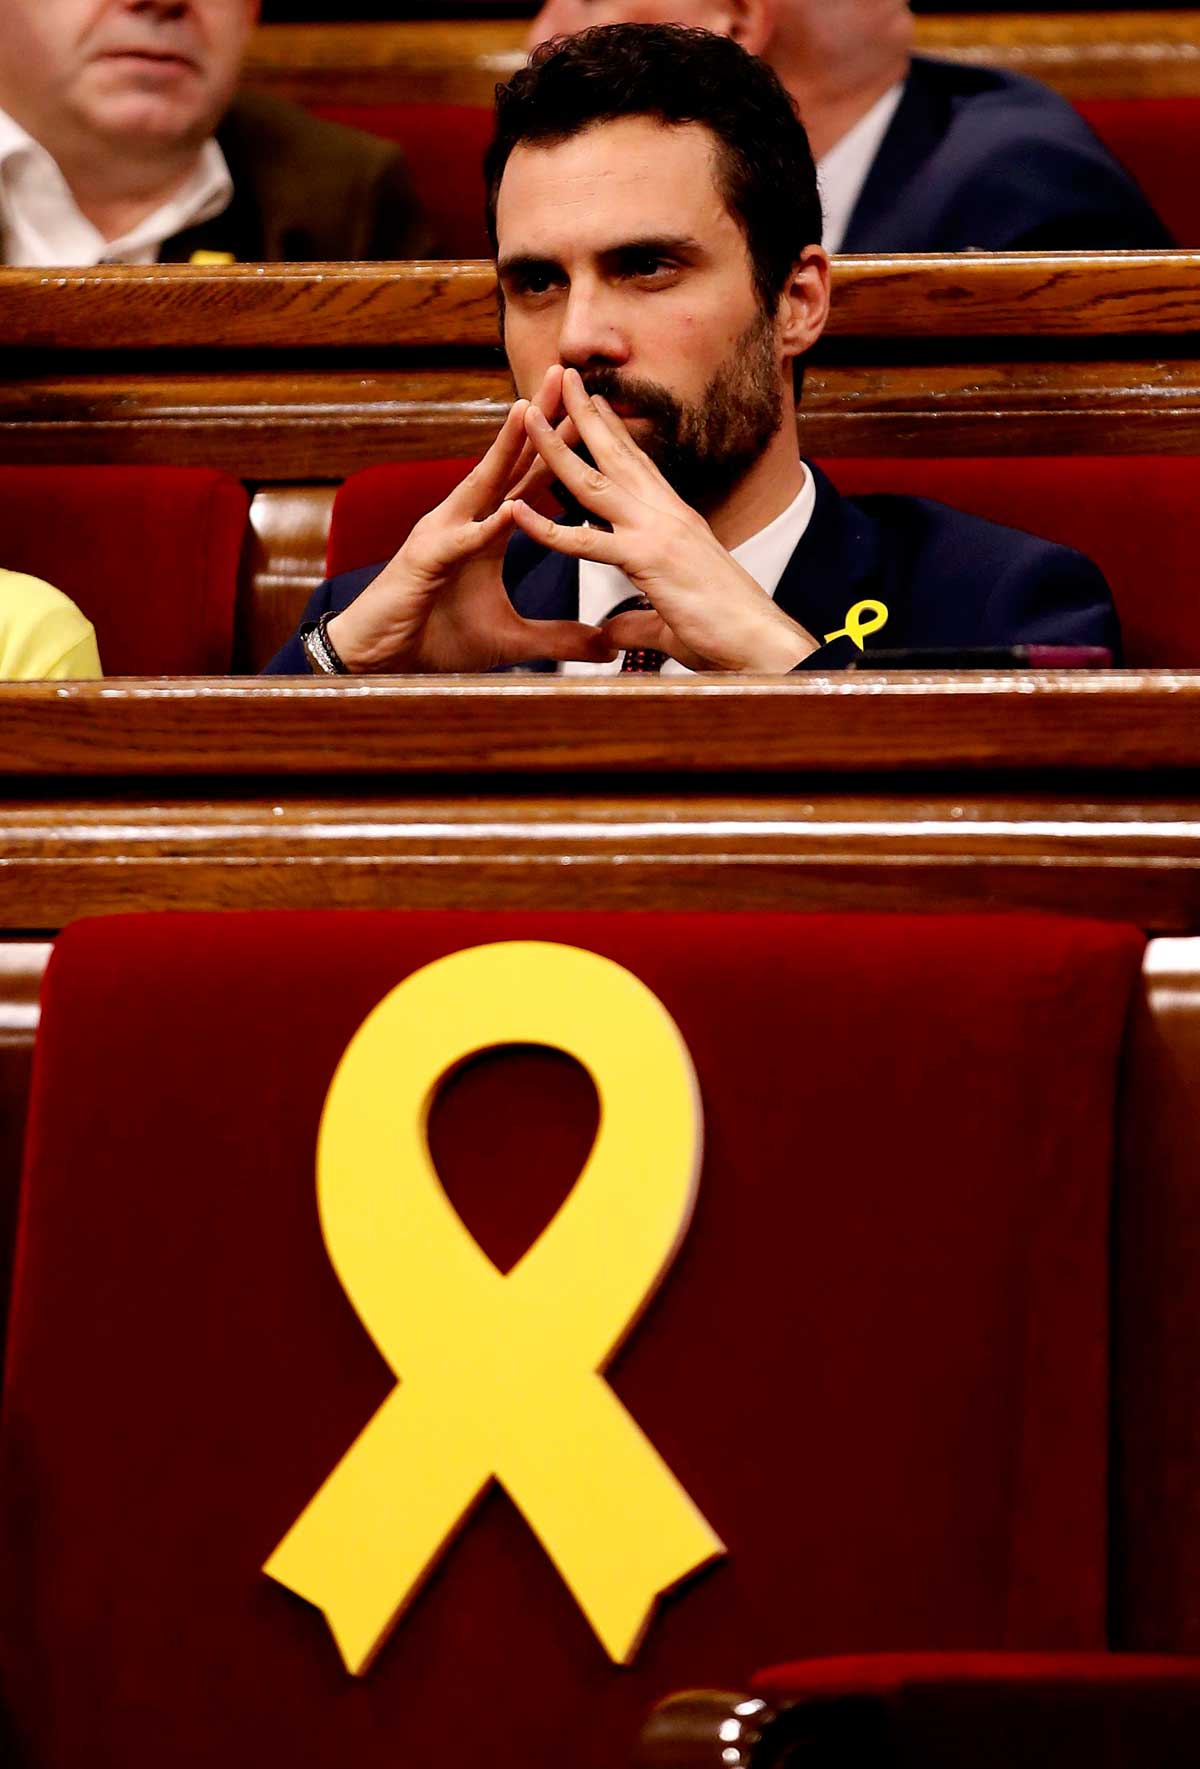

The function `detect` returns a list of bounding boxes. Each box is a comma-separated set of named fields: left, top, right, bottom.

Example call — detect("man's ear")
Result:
left=777, top=245, right=831, bottom=366
left=722, top=0, right=782, bottom=57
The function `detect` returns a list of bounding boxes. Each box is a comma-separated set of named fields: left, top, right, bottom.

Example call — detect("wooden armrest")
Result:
left=636, top=1654, right=1200, bottom=1768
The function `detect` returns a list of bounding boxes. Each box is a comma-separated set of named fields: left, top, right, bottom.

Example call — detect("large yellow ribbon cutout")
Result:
left=264, top=941, right=724, bottom=1674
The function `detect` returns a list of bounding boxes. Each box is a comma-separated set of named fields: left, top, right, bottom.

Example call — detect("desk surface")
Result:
left=3, top=675, right=1200, bottom=932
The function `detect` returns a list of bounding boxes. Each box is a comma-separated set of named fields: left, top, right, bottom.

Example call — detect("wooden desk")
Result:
left=3, top=674, right=1200, bottom=933
left=243, top=12, right=1200, bottom=109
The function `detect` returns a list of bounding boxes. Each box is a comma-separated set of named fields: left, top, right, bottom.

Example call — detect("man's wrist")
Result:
left=324, top=607, right=397, bottom=674
left=732, top=611, right=818, bottom=673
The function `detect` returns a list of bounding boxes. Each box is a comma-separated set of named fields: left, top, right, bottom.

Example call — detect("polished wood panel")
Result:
left=243, top=484, right=336, bottom=668
left=4, top=675, right=1200, bottom=777
left=5, top=259, right=1200, bottom=477
left=242, top=14, right=1200, bottom=109
left=1114, top=941, right=1200, bottom=1655
left=4, top=681, right=1200, bottom=935
left=7, top=255, right=1199, bottom=349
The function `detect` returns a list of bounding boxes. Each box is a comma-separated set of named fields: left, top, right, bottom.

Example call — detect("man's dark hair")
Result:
left=484, top=23, right=822, bottom=316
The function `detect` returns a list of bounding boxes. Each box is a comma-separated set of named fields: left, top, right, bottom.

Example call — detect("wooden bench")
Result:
left=4, top=254, right=1200, bottom=664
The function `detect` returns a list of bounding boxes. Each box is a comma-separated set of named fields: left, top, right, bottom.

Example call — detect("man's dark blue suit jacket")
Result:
left=843, top=57, right=1172, bottom=251
left=264, top=464, right=1120, bottom=674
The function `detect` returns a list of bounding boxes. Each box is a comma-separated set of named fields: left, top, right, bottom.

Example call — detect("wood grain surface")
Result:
left=6, top=256, right=1199, bottom=350
left=3, top=675, right=1200, bottom=777
left=241, top=13, right=1200, bottom=108
left=6, top=259, right=1200, bottom=477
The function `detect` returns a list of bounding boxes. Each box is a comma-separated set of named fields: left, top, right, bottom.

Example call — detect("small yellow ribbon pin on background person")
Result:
left=824, top=599, right=889, bottom=648
left=264, top=941, right=724, bottom=1675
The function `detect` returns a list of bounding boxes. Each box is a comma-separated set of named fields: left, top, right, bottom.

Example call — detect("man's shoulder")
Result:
left=218, top=91, right=402, bottom=180
left=870, top=56, right=1172, bottom=248
left=203, top=90, right=428, bottom=261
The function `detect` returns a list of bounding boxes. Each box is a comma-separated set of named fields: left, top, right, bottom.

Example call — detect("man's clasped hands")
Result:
left=325, top=365, right=817, bottom=676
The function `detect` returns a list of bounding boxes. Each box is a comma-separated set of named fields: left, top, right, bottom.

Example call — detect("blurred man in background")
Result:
left=527, top=0, right=1171, bottom=250
left=0, top=0, right=427, bottom=265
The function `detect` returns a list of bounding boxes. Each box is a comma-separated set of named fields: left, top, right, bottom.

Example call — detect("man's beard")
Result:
left=579, top=307, right=784, bottom=513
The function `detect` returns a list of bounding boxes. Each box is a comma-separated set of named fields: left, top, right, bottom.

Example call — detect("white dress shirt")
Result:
left=561, top=466, right=817, bottom=676
left=816, top=82, right=905, bottom=254
left=0, top=106, right=232, bottom=266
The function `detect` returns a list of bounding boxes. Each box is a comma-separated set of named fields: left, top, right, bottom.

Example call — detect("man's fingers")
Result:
left=453, top=399, right=531, bottom=516
left=506, top=415, right=581, bottom=509
left=532, top=362, right=565, bottom=423
left=510, top=499, right=624, bottom=563
left=602, top=610, right=673, bottom=653
left=521, top=408, right=621, bottom=516
left=561, top=367, right=649, bottom=475
left=509, top=618, right=619, bottom=665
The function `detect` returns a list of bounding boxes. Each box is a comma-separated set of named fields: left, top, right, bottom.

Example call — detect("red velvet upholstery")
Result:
left=1, top=912, right=1144, bottom=1769
left=327, top=455, right=1200, bottom=668
left=750, top=1652, right=1200, bottom=1767
left=0, top=466, right=247, bottom=674
left=1076, top=99, right=1200, bottom=248
left=311, top=103, right=494, bottom=258
left=822, top=457, right=1200, bottom=668
left=326, top=458, right=475, bottom=576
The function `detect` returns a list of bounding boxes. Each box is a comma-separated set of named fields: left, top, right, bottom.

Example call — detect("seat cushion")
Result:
left=0, top=466, right=247, bottom=674
left=311, top=103, right=494, bottom=258
left=1, top=911, right=1144, bottom=1769
left=1076, top=98, right=1200, bottom=247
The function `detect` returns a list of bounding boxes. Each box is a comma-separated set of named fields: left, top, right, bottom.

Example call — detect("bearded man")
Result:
left=266, top=25, right=1117, bottom=678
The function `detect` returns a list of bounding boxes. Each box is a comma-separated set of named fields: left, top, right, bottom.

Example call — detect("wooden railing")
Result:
left=2, top=675, right=1200, bottom=931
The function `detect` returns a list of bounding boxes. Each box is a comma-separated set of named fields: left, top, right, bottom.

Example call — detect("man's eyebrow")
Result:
left=603, top=234, right=704, bottom=259
left=496, top=252, right=561, bottom=281
left=497, top=236, right=705, bottom=279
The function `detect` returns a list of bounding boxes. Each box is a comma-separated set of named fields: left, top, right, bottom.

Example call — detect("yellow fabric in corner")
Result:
left=0, top=570, right=101, bottom=679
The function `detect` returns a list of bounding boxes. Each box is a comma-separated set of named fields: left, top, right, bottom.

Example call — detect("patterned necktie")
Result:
left=607, top=593, right=668, bottom=674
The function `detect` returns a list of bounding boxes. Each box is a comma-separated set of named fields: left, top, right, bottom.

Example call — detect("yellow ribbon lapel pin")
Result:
left=265, top=941, right=725, bottom=1673
left=824, top=599, right=889, bottom=649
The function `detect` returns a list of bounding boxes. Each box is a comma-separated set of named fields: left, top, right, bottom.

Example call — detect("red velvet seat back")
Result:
left=327, top=455, right=1200, bottom=668
left=311, top=103, right=494, bottom=258
left=1075, top=98, right=1200, bottom=247
left=823, top=456, right=1200, bottom=667
left=0, top=467, right=248, bottom=674
left=0, top=911, right=1143, bottom=1769
left=326, top=458, right=477, bottom=575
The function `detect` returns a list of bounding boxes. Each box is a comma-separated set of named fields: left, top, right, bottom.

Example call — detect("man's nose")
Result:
left=128, top=0, right=191, bottom=19
left=556, top=283, right=630, bottom=371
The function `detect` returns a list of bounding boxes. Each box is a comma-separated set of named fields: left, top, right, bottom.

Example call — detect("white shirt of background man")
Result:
left=0, top=105, right=232, bottom=266
left=816, top=82, right=905, bottom=254
left=563, top=465, right=817, bottom=676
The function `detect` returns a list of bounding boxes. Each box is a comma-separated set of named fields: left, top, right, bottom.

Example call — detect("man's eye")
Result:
left=620, top=254, right=675, bottom=281
left=513, top=269, right=562, bottom=297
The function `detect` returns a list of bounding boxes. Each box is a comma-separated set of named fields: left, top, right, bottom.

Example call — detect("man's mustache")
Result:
left=577, top=369, right=682, bottom=433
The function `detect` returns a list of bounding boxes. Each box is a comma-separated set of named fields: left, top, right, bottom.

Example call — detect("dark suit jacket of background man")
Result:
left=842, top=56, right=1173, bottom=252
left=264, top=464, right=1120, bottom=673
left=160, top=92, right=431, bottom=262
